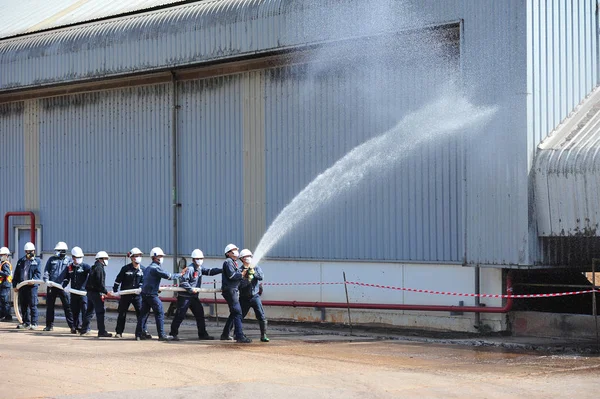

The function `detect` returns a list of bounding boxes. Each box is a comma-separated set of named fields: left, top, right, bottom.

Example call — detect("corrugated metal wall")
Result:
left=177, top=76, right=244, bottom=256
left=37, top=85, right=172, bottom=253
left=527, top=0, right=599, bottom=166
left=263, top=59, right=464, bottom=261
left=0, top=102, right=25, bottom=249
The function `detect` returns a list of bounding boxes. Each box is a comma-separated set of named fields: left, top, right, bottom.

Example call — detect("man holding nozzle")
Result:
left=169, top=249, right=222, bottom=341
left=113, top=247, right=148, bottom=339
left=62, top=246, right=91, bottom=333
left=236, top=249, right=269, bottom=342
left=43, top=241, right=75, bottom=333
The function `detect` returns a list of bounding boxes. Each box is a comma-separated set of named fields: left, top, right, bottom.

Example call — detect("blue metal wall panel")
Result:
left=37, top=85, right=172, bottom=254
left=0, top=102, right=25, bottom=249
left=263, top=60, right=464, bottom=262
left=177, top=76, right=244, bottom=257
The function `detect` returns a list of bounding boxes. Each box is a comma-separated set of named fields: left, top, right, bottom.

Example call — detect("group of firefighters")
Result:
left=0, top=241, right=268, bottom=343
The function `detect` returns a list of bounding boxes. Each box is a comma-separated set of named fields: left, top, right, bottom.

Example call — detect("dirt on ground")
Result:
left=1, top=314, right=599, bottom=399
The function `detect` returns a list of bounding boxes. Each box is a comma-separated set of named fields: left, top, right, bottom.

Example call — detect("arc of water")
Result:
left=252, top=93, right=496, bottom=265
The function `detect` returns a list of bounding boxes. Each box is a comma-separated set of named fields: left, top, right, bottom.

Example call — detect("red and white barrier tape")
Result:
left=188, top=281, right=597, bottom=299
left=346, top=281, right=597, bottom=299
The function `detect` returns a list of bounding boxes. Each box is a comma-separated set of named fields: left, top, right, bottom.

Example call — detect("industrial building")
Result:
left=0, top=0, right=598, bottom=333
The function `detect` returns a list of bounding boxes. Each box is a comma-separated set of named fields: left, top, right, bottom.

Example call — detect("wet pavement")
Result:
left=1, top=311, right=599, bottom=398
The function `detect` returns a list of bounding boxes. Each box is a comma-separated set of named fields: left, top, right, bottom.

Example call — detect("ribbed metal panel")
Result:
left=37, top=85, right=172, bottom=253
left=177, top=76, right=244, bottom=257
left=263, top=60, right=463, bottom=262
left=0, top=0, right=449, bottom=92
left=535, top=85, right=600, bottom=237
left=0, top=102, right=25, bottom=248
left=0, top=0, right=187, bottom=39
left=527, top=0, right=599, bottom=164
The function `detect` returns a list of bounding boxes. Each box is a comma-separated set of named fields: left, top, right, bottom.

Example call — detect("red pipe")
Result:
left=4, top=212, right=36, bottom=249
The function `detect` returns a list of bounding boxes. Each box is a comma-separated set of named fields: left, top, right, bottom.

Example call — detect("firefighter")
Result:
left=135, top=247, right=178, bottom=341
left=0, top=247, right=13, bottom=321
left=62, top=246, right=91, bottom=333
left=12, top=242, right=42, bottom=330
left=80, top=251, right=112, bottom=337
left=169, top=249, right=222, bottom=341
left=43, top=241, right=75, bottom=332
left=220, top=244, right=251, bottom=343
left=113, top=247, right=148, bottom=338
left=237, top=249, right=269, bottom=342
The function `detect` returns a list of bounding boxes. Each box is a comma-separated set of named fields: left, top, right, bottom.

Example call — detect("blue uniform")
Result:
left=220, top=258, right=245, bottom=340
left=81, top=260, right=109, bottom=335
left=239, top=266, right=266, bottom=321
left=12, top=255, right=42, bottom=326
left=0, top=260, right=12, bottom=320
left=113, top=263, right=145, bottom=335
left=169, top=262, right=221, bottom=338
left=227, top=266, right=268, bottom=339
left=135, top=262, right=174, bottom=339
left=43, top=255, right=74, bottom=330
left=62, top=262, right=91, bottom=331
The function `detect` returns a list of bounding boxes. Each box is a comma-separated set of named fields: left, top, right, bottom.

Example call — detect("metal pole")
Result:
left=214, top=280, right=219, bottom=327
left=343, top=271, right=353, bottom=335
left=591, top=259, right=598, bottom=349
left=474, top=264, right=481, bottom=330
left=171, top=71, right=180, bottom=275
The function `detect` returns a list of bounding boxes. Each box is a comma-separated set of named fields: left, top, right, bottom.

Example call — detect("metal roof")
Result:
left=534, top=84, right=600, bottom=237
left=0, top=0, right=189, bottom=39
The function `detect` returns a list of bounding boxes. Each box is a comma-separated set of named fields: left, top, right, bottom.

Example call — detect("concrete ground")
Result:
left=1, top=311, right=599, bottom=399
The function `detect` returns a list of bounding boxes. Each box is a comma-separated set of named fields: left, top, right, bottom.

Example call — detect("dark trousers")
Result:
left=18, top=286, right=38, bottom=325
left=0, top=286, right=10, bottom=318
left=116, top=294, right=142, bottom=334
left=70, top=294, right=87, bottom=330
left=222, top=289, right=244, bottom=340
left=136, top=294, right=165, bottom=338
left=46, top=287, right=74, bottom=329
left=241, top=294, right=266, bottom=321
left=82, top=291, right=107, bottom=334
left=170, top=295, right=208, bottom=337
left=228, top=294, right=267, bottom=335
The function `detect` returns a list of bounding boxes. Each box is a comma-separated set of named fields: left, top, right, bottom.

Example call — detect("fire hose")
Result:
left=14, top=280, right=65, bottom=324
left=114, top=287, right=221, bottom=296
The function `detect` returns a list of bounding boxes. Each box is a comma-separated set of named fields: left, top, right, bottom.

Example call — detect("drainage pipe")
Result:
left=4, top=211, right=36, bottom=248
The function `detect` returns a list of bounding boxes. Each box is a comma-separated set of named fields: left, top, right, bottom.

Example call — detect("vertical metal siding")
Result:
left=528, top=0, right=599, bottom=160
left=0, top=102, right=25, bottom=248
left=263, top=58, right=463, bottom=262
left=37, top=85, right=172, bottom=253
left=177, top=76, right=244, bottom=257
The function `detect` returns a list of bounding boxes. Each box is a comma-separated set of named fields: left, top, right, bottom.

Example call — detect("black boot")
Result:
left=259, top=320, right=269, bottom=342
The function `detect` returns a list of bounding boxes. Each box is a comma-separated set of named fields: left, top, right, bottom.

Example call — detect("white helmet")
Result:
left=239, top=249, right=253, bottom=259
left=24, top=242, right=35, bottom=251
left=54, top=241, right=68, bottom=251
left=129, top=247, right=143, bottom=257
left=71, top=247, right=84, bottom=257
left=0, top=247, right=10, bottom=256
left=191, top=249, right=204, bottom=259
left=224, top=243, right=238, bottom=255
left=150, top=247, right=165, bottom=257
left=95, top=251, right=110, bottom=260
